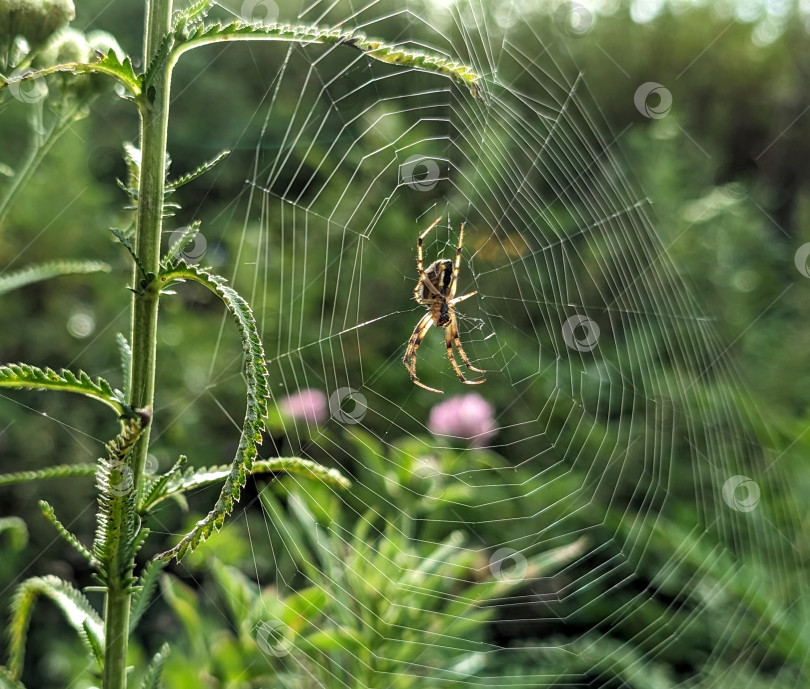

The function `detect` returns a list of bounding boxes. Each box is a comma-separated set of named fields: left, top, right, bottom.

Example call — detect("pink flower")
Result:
left=428, top=393, right=498, bottom=447
left=279, top=388, right=328, bottom=424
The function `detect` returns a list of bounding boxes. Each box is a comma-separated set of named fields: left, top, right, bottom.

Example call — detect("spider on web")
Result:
left=403, top=217, right=486, bottom=394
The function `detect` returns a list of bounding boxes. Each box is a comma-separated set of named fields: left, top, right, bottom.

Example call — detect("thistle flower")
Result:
left=279, top=388, right=328, bottom=425
left=428, top=393, right=498, bottom=447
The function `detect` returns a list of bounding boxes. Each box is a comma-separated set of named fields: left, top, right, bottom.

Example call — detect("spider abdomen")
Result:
left=416, top=259, right=454, bottom=301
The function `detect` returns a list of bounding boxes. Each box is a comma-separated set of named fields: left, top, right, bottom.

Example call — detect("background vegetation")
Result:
left=1, top=0, right=809, bottom=687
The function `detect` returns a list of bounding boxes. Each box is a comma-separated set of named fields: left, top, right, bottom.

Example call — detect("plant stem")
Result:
left=102, top=0, right=172, bottom=687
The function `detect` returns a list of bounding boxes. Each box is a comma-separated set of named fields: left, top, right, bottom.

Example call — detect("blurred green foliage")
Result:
left=1, top=1, right=809, bottom=687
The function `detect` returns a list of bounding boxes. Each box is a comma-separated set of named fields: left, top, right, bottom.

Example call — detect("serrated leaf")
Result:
left=139, top=643, right=170, bottom=689
left=155, top=261, right=270, bottom=561
left=39, top=501, right=95, bottom=565
left=163, top=221, right=201, bottom=265
left=129, top=560, right=166, bottom=634
left=0, top=51, right=141, bottom=98
left=116, top=333, right=132, bottom=398
left=0, top=363, right=125, bottom=416
left=0, top=463, right=96, bottom=486
left=172, top=22, right=484, bottom=100
left=93, top=416, right=148, bottom=585
left=172, top=0, right=212, bottom=29
left=139, top=454, right=188, bottom=513
left=143, top=32, right=175, bottom=94
left=112, top=227, right=149, bottom=280
left=0, top=261, right=110, bottom=296
left=142, top=456, right=349, bottom=512
left=8, top=576, right=104, bottom=679
left=166, top=149, right=229, bottom=191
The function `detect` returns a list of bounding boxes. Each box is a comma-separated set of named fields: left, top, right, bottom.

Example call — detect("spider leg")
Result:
left=416, top=216, right=446, bottom=300
left=449, top=313, right=486, bottom=377
left=448, top=290, right=477, bottom=306
left=403, top=312, right=443, bottom=394
left=449, top=222, right=465, bottom=300
left=417, top=216, right=443, bottom=276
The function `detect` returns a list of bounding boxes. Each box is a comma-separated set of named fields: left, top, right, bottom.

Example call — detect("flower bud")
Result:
left=0, top=0, right=75, bottom=55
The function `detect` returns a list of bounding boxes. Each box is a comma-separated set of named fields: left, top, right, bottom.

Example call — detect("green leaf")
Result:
left=0, top=463, right=96, bottom=486
left=129, top=560, right=166, bottom=634
left=162, top=221, right=201, bottom=265
left=171, top=22, right=484, bottom=101
left=172, top=0, right=212, bottom=29
left=116, top=333, right=132, bottom=399
left=155, top=261, right=270, bottom=562
left=112, top=228, right=150, bottom=282
left=93, top=415, right=148, bottom=587
left=0, top=51, right=141, bottom=98
left=8, top=576, right=104, bottom=679
left=142, top=32, right=175, bottom=94
left=138, top=643, right=170, bottom=689
left=0, top=517, right=28, bottom=551
left=39, top=501, right=94, bottom=565
left=142, top=456, right=350, bottom=512
left=0, top=261, right=110, bottom=296
left=139, top=454, right=188, bottom=513
left=0, top=364, right=126, bottom=416
left=166, top=150, right=229, bottom=191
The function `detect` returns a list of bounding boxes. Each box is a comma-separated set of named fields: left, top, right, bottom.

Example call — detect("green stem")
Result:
left=102, top=1, right=173, bottom=687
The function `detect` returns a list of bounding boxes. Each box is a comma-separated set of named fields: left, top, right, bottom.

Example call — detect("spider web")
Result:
left=0, top=0, right=801, bottom=685
left=153, top=1, right=807, bottom=686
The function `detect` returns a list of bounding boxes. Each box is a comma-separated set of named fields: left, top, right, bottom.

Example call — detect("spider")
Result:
left=403, top=217, right=486, bottom=394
